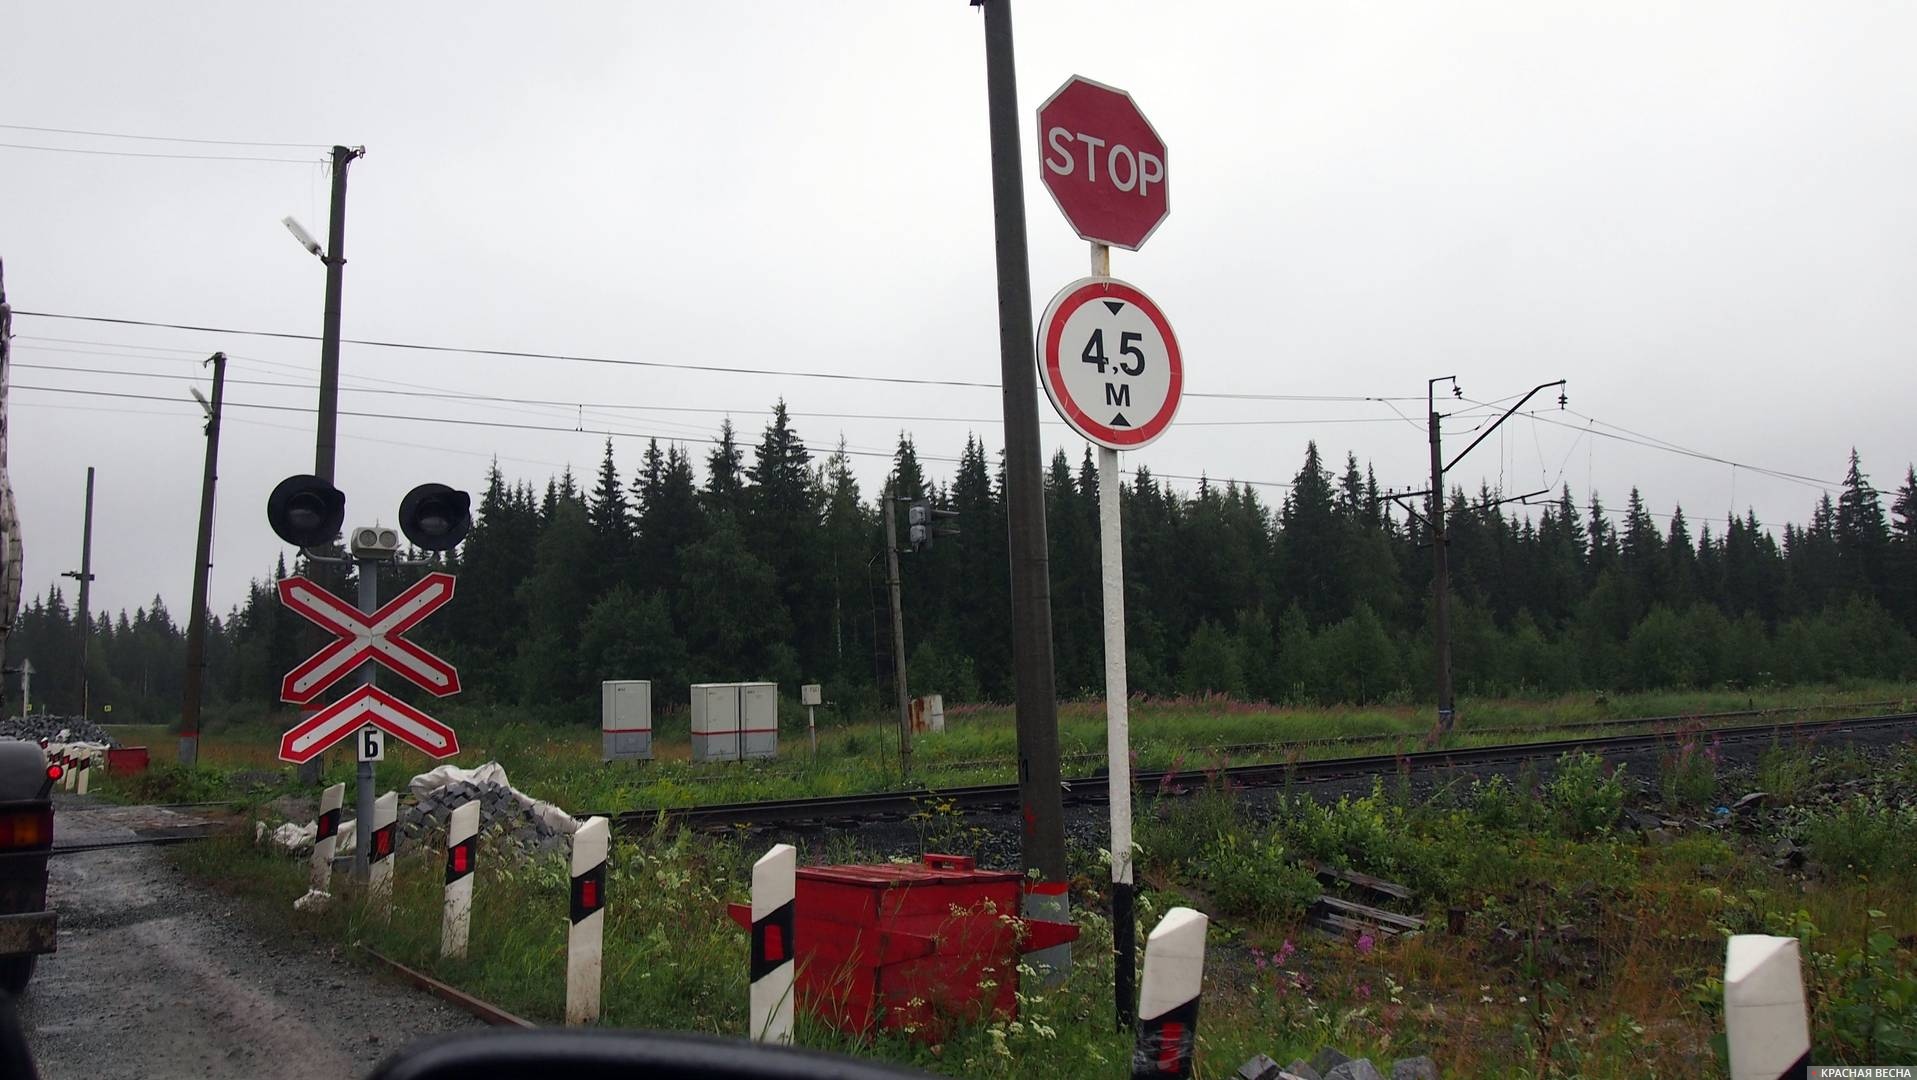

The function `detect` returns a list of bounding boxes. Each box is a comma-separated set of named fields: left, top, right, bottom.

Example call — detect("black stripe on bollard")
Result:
left=1131, top=996, right=1200, bottom=1079
left=316, top=807, right=341, bottom=843
left=570, top=861, right=606, bottom=924
left=371, top=822, right=396, bottom=863
left=749, top=898, right=796, bottom=982
left=444, top=835, right=478, bottom=885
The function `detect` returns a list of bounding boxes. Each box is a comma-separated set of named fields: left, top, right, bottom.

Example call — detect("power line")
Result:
left=7, top=383, right=1299, bottom=493
left=0, top=142, right=320, bottom=165
left=10, top=311, right=1418, bottom=401
left=10, top=355, right=1412, bottom=430
left=0, top=121, right=328, bottom=149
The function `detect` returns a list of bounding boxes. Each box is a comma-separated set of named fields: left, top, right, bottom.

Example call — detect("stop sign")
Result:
left=1037, top=76, right=1169, bottom=251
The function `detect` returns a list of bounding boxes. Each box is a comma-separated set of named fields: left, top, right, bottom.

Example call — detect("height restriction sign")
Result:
left=1036, top=277, right=1183, bottom=450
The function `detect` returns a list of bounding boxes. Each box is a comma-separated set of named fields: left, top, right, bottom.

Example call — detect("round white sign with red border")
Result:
left=1037, top=276, right=1183, bottom=450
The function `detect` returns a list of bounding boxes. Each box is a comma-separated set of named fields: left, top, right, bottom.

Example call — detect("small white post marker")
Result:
left=366, top=790, right=398, bottom=915
left=567, top=816, right=609, bottom=1026
left=74, top=750, right=92, bottom=795
left=311, top=782, right=345, bottom=892
left=1724, top=934, right=1810, bottom=1080
left=1132, top=906, right=1208, bottom=1079
left=748, top=843, right=797, bottom=1044
left=441, top=799, right=480, bottom=960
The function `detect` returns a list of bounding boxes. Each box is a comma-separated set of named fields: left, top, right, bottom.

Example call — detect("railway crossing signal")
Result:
left=276, top=684, right=460, bottom=764
left=277, top=572, right=461, bottom=704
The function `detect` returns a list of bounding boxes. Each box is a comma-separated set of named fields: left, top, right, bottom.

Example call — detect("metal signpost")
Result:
left=1034, top=73, right=1180, bottom=1030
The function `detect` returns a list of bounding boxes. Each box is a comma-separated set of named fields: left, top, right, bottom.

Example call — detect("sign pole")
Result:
left=352, top=557, right=377, bottom=883
left=1091, top=241, right=1138, bottom=1030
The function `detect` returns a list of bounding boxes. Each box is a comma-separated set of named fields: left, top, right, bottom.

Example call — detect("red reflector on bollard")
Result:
left=452, top=846, right=469, bottom=874
left=1157, top=1022, right=1186, bottom=1071
left=763, top=924, right=785, bottom=963
left=581, top=880, right=597, bottom=910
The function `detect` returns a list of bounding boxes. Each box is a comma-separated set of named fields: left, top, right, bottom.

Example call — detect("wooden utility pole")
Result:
left=179, top=353, right=225, bottom=764
left=882, top=496, right=912, bottom=778
left=1427, top=381, right=1455, bottom=734
left=977, top=0, right=1068, bottom=903
left=61, top=467, right=96, bottom=720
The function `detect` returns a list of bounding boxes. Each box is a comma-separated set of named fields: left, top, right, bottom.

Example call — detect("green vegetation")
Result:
left=89, top=683, right=1914, bottom=816
left=177, top=742, right=1917, bottom=1077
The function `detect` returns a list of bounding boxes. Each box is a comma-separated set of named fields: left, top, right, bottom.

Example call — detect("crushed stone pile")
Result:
left=1, top=713, right=121, bottom=747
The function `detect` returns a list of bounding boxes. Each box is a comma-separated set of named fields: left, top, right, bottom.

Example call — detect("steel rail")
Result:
left=609, top=710, right=1917, bottom=832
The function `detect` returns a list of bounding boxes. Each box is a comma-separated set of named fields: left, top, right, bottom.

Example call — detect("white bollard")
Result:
left=441, top=800, right=480, bottom=960
left=567, top=816, right=609, bottom=1026
left=311, top=783, right=345, bottom=893
left=1724, top=934, right=1810, bottom=1080
left=367, top=791, right=398, bottom=915
left=75, top=750, right=92, bottom=795
left=748, top=843, right=797, bottom=1044
left=1132, top=906, right=1209, bottom=1080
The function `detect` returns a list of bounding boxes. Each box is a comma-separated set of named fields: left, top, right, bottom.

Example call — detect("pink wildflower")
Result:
left=1357, top=932, right=1375, bottom=954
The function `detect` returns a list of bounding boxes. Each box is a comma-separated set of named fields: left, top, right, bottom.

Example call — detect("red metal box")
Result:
left=728, top=853, right=1077, bottom=1038
left=105, top=747, right=149, bottom=773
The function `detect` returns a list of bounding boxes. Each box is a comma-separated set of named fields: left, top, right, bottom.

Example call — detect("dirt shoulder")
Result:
left=16, top=794, right=479, bottom=1080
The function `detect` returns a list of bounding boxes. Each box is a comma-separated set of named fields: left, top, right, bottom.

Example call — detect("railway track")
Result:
left=611, top=709, right=1917, bottom=833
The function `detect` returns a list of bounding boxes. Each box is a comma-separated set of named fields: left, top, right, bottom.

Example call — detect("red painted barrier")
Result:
left=727, top=853, right=1078, bottom=1039
left=106, top=746, right=149, bottom=773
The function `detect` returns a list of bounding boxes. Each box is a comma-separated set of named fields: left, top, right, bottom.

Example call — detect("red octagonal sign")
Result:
left=1037, top=75, right=1169, bottom=251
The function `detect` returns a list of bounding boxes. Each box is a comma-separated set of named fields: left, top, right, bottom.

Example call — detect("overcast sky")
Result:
left=3, top=1, right=1913, bottom=622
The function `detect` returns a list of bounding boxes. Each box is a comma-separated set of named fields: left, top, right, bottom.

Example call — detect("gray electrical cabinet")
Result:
left=601, top=680, right=653, bottom=762
left=689, top=682, right=778, bottom=762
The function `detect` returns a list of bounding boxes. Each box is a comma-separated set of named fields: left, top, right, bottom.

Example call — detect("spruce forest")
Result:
left=9, top=403, right=1917, bottom=724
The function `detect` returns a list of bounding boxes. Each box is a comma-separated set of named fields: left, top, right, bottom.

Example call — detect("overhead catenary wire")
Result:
left=0, top=142, right=321, bottom=165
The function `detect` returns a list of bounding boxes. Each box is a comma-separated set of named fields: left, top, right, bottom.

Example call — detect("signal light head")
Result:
left=267, top=474, right=346, bottom=549
left=398, top=483, right=472, bottom=552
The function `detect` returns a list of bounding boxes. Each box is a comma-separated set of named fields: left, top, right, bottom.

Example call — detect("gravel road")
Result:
left=15, top=795, right=479, bottom=1080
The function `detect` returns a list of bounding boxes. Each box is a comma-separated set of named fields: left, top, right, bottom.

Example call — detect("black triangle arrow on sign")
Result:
left=1110, top=413, right=1132, bottom=427
left=1103, top=301, right=1124, bottom=315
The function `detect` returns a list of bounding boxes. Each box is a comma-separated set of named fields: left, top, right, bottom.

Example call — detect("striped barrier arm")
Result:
left=567, top=816, right=609, bottom=1026
left=1725, top=934, right=1810, bottom=1080
left=749, top=843, right=796, bottom=1045
left=1132, top=907, right=1208, bottom=1079
left=311, top=782, right=344, bottom=893
left=441, top=800, right=479, bottom=960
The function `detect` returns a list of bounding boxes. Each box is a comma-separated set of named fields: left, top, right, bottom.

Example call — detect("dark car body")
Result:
left=0, top=739, right=56, bottom=994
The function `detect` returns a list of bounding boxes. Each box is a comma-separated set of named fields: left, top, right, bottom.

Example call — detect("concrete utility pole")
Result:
left=882, top=497, right=913, bottom=778
left=977, top=0, right=1068, bottom=900
left=1422, top=376, right=1567, bottom=734
left=60, top=467, right=96, bottom=721
left=296, top=143, right=361, bottom=786
left=180, top=353, right=226, bottom=764
left=314, top=144, right=363, bottom=486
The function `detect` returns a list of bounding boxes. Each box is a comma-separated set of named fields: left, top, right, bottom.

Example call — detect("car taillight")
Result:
left=0, top=806, right=53, bottom=850
left=46, top=763, right=63, bottom=782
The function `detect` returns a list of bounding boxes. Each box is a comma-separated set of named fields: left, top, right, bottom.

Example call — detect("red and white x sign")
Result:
left=278, top=572, right=462, bottom=704
left=277, top=684, right=461, bottom=764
